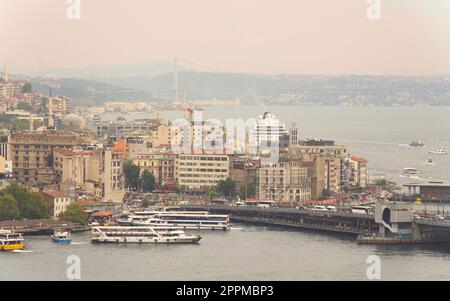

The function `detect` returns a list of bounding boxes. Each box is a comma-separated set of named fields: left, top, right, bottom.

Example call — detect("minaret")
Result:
left=47, top=95, right=54, bottom=129
left=2, top=65, right=7, bottom=82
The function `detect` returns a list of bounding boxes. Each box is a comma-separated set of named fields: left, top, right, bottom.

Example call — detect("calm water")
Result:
left=1, top=224, right=450, bottom=281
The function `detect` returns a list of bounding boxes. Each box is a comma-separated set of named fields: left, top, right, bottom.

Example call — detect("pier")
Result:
left=0, top=219, right=90, bottom=235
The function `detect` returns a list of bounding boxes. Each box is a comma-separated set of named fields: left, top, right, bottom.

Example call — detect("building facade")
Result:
left=9, top=131, right=83, bottom=185
left=175, top=154, right=231, bottom=191
left=257, top=158, right=311, bottom=203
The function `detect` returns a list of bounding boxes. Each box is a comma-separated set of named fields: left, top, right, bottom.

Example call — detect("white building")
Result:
left=253, top=112, right=289, bottom=152
left=175, top=154, right=231, bottom=190
left=41, top=191, right=73, bottom=219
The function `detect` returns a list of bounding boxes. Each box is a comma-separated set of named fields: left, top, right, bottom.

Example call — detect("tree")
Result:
left=141, top=170, right=156, bottom=192
left=0, top=194, right=20, bottom=221
left=239, top=181, right=257, bottom=199
left=21, top=83, right=32, bottom=93
left=17, top=101, right=33, bottom=112
left=207, top=187, right=219, bottom=198
left=2, top=182, right=48, bottom=219
left=217, top=178, right=237, bottom=198
left=321, top=188, right=334, bottom=199
left=123, top=161, right=140, bottom=190
left=59, top=204, right=87, bottom=224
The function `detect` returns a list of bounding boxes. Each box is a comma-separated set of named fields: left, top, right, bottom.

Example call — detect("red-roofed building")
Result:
left=41, top=190, right=73, bottom=219
left=347, top=156, right=369, bottom=188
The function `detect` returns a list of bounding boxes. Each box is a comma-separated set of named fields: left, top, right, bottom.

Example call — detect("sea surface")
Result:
left=1, top=224, right=449, bottom=281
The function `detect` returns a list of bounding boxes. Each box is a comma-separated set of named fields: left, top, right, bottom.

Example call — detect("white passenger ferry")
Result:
left=130, top=211, right=231, bottom=231
left=91, top=226, right=201, bottom=244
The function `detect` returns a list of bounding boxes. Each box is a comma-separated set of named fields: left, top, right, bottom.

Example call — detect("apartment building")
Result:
left=41, top=190, right=73, bottom=219
left=53, top=148, right=125, bottom=202
left=9, top=131, right=83, bottom=185
left=132, top=152, right=176, bottom=185
left=289, top=139, right=347, bottom=194
left=175, top=154, right=231, bottom=191
left=347, top=156, right=369, bottom=188
left=257, top=158, right=311, bottom=203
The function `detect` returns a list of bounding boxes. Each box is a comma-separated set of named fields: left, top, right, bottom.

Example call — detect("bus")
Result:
left=351, top=206, right=373, bottom=215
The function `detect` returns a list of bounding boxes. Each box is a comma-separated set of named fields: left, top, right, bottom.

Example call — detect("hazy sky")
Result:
left=1, top=0, right=450, bottom=75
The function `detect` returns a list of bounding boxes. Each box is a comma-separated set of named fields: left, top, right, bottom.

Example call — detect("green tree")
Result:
left=123, top=161, right=140, bottom=190
left=321, top=188, right=334, bottom=199
left=0, top=194, right=20, bottom=221
left=21, top=82, right=32, bottom=93
left=141, top=170, right=156, bottom=192
left=2, top=182, right=49, bottom=219
left=17, top=101, right=33, bottom=112
left=217, top=178, right=237, bottom=198
left=239, top=181, right=257, bottom=199
left=59, top=204, right=87, bottom=224
left=207, top=187, right=219, bottom=198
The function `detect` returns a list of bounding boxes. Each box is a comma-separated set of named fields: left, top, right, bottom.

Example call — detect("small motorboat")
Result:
left=409, top=140, right=424, bottom=147
left=51, top=229, right=72, bottom=244
left=425, top=158, right=433, bottom=165
left=429, top=148, right=447, bottom=155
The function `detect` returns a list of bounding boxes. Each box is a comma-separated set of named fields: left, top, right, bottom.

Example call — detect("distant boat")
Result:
left=402, top=167, right=419, bottom=178
left=409, top=140, right=424, bottom=147
left=429, top=148, right=447, bottom=155
left=425, top=158, right=433, bottom=165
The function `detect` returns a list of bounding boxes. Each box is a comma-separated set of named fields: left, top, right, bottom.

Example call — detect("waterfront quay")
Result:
left=181, top=205, right=377, bottom=236
left=0, top=219, right=89, bottom=236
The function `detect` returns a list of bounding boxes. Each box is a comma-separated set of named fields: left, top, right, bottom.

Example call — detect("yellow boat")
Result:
left=0, top=229, right=25, bottom=251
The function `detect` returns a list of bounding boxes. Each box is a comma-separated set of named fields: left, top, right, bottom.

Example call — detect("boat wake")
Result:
left=11, top=250, right=33, bottom=253
left=230, top=227, right=243, bottom=231
left=70, top=242, right=88, bottom=245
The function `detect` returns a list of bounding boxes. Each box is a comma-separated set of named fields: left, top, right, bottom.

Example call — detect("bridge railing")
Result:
left=414, top=218, right=450, bottom=227
left=182, top=204, right=375, bottom=220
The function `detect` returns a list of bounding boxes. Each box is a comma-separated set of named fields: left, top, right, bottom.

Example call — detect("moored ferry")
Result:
left=91, top=226, right=201, bottom=244
left=0, top=229, right=25, bottom=251
left=132, top=211, right=231, bottom=231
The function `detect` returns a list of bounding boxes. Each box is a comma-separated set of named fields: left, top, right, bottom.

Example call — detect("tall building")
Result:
left=0, top=132, right=10, bottom=161
left=53, top=147, right=125, bottom=202
left=175, top=154, right=231, bottom=191
left=346, top=156, right=369, bottom=188
left=289, top=123, right=298, bottom=146
left=9, top=131, right=83, bottom=185
left=289, top=139, right=348, bottom=196
left=257, top=157, right=311, bottom=203
left=132, top=152, right=176, bottom=186
left=253, top=111, right=289, bottom=152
